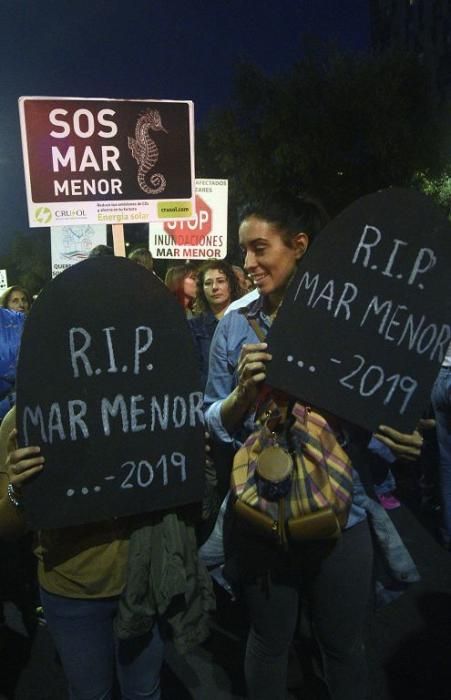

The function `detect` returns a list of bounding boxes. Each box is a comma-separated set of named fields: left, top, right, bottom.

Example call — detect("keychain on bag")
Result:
left=231, top=314, right=353, bottom=547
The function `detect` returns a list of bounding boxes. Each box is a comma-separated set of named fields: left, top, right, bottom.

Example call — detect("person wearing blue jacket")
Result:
left=0, top=307, right=25, bottom=422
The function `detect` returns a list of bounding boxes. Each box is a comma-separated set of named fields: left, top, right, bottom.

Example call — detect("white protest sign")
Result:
left=148, top=179, right=228, bottom=260
left=50, top=225, right=107, bottom=277
left=19, top=97, right=195, bottom=228
left=0, top=270, right=7, bottom=292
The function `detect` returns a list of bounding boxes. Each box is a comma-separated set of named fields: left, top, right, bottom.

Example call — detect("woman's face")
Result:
left=203, top=268, right=231, bottom=311
left=239, top=216, right=308, bottom=301
left=7, top=289, right=29, bottom=313
left=183, top=272, right=198, bottom=301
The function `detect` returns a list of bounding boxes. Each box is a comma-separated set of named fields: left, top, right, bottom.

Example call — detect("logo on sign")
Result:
left=55, top=208, right=87, bottom=219
left=158, top=202, right=193, bottom=219
left=34, top=207, right=52, bottom=225
left=163, top=195, right=212, bottom=245
left=128, top=109, right=168, bottom=196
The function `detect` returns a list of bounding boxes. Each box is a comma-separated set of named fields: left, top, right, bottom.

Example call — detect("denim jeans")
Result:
left=40, top=589, right=165, bottom=700
left=198, top=493, right=229, bottom=567
left=243, top=520, right=373, bottom=700
left=352, top=471, right=419, bottom=585
left=432, top=366, right=451, bottom=541
left=373, top=469, right=397, bottom=496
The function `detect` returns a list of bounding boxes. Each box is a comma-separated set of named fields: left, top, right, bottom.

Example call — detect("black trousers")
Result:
left=243, top=519, right=373, bottom=700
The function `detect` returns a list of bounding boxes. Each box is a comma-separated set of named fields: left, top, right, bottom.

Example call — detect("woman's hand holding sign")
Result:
left=374, top=424, right=423, bottom=462
left=5, top=429, right=44, bottom=492
left=221, top=342, right=272, bottom=434
left=237, top=343, right=272, bottom=403
left=0, top=424, right=44, bottom=537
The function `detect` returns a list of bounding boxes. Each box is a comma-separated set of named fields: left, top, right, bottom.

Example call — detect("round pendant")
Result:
left=256, top=445, right=293, bottom=482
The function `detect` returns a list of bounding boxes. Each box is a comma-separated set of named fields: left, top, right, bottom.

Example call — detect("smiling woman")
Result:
left=239, top=216, right=308, bottom=313
left=203, top=191, right=423, bottom=700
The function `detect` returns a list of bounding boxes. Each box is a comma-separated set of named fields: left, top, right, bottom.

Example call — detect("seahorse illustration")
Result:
left=128, top=109, right=168, bottom=195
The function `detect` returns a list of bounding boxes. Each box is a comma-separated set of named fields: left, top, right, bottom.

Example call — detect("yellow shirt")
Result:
left=0, top=407, right=130, bottom=598
left=36, top=519, right=129, bottom=598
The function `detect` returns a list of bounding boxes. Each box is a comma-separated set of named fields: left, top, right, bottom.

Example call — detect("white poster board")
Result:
left=50, top=225, right=107, bottom=277
left=148, top=179, right=228, bottom=260
left=19, top=97, right=195, bottom=228
left=0, top=270, right=7, bottom=292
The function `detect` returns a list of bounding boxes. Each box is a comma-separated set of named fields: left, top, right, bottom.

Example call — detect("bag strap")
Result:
left=243, top=312, right=272, bottom=417
left=243, top=312, right=298, bottom=435
left=245, top=314, right=267, bottom=343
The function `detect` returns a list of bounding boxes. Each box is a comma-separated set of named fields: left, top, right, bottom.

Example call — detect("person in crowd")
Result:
left=0, top=307, right=25, bottom=422
left=189, top=261, right=242, bottom=389
left=0, top=306, right=34, bottom=643
left=232, top=265, right=254, bottom=294
left=88, top=244, right=114, bottom=258
left=164, top=263, right=198, bottom=318
left=0, top=285, right=31, bottom=314
left=431, top=340, right=451, bottom=549
left=203, top=192, right=423, bottom=700
left=128, top=247, right=154, bottom=272
left=0, top=406, right=214, bottom=700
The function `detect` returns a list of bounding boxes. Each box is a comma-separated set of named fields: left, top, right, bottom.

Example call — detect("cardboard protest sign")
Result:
left=148, top=179, right=228, bottom=260
left=19, top=97, right=195, bottom=228
left=16, top=257, right=205, bottom=529
left=266, top=188, right=451, bottom=433
left=51, top=224, right=107, bottom=277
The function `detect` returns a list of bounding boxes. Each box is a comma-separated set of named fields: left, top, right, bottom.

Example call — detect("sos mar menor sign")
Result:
left=18, top=96, right=195, bottom=228
left=148, top=178, right=228, bottom=260
left=266, top=188, right=451, bottom=434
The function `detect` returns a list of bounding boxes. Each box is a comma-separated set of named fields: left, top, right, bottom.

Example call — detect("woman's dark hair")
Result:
left=88, top=244, right=114, bottom=257
left=239, top=192, right=329, bottom=247
left=0, top=285, right=32, bottom=310
left=164, top=262, right=199, bottom=309
left=128, top=247, right=153, bottom=271
left=193, top=260, right=242, bottom=315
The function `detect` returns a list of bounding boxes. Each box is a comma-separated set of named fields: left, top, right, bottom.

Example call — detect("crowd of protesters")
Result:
left=0, top=215, right=449, bottom=700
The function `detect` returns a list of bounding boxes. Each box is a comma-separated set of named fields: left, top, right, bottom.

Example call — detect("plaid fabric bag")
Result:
left=231, top=395, right=353, bottom=547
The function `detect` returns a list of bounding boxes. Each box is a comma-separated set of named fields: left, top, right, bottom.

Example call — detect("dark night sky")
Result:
left=0, top=0, right=370, bottom=256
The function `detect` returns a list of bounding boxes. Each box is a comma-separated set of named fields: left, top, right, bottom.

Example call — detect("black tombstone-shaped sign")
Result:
left=16, top=257, right=205, bottom=529
left=266, top=188, right=451, bottom=433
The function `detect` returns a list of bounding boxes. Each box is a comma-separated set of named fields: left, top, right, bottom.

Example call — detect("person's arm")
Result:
left=0, top=411, right=44, bottom=538
left=204, top=305, right=273, bottom=439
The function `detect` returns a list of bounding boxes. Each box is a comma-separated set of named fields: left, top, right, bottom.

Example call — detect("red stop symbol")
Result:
left=163, top=195, right=212, bottom=245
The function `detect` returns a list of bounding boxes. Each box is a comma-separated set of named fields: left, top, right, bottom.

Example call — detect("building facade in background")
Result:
left=370, top=0, right=451, bottom=102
